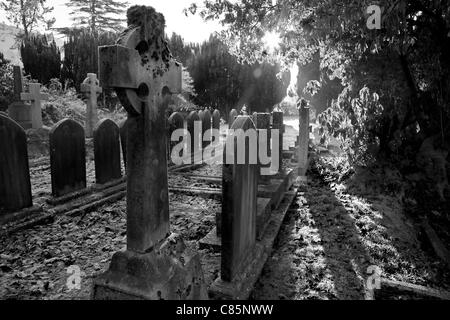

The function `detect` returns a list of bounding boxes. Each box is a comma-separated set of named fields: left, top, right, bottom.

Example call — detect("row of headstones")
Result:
left=218, top=111, right=285, bottom=284
left=0, top=114, right=122, bottom=215
left=0, top=107, right=225, bottom=215
left=166, top=108, right=221, bottom=163
left=218, top=103, right=312, bottom=287
left=7, top=66, right=101, bottom=138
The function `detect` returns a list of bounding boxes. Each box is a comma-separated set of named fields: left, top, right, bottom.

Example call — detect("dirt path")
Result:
left=252, top=171, right=450, bottom=300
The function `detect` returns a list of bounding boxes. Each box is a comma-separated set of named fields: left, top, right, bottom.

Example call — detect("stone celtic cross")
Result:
left=20, top=83, right=48, bottom=129
left=98, top=6, right=182, bottom=253
left=93, top=6, right=206, bottom=300
left=81, top=73, right=102, bottom=137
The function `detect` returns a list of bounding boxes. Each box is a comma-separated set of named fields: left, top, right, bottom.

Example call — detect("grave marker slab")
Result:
left=8, top=66, right=32, bottom=129
left=297, top=99, right=310, bottom=176
left=81, top=73, right=102, bottom=138
left=229, top=109, right=238, bottom=126
left=168, top=112, right=184, bottom=163
left=20, top=83, right=48, bottom=129
left=93, top=5, right=206, bottom=300
left=200, top=109, right=211, bottom=148
left=119, top=119, right=128, bottom=168
left=49, top=119, right=86, bottom=198
left=209, top=115, right=266, bottom=299
left=0, top=114, right=33, bottom=214
left=272, top=111, right=284, bottom=173
left=221, top=116, right=258, bottom=281
left=255, top=113, right=272, bottom=179
left=94, top=118, right=122, bottom=184
left=212, top=109, right=220, bottom=132
left=187, top=111, right=200, bottom=164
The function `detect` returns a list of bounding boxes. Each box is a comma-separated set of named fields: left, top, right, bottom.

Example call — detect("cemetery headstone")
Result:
left=200, top=109, right=211, bottom=148
left=8, top=66, right=32, bottom=129
left=252, top=112, right=257, bottom=123
left=272, top=111, right=284, bottom=173
left=0, top=114, right=33, bottom=213
left=212, top=109, right=220, bottom=133
left=81, top=73, right=102, bottom=138
left=93, top=5, right=206, bottom=300
left=187, top=111, right=200, bottom=164
left=119, top=118, right=128, bottom=168
left=221, top=116, right=258, bottom=281
left=298, top=99, right=310, bottom=176
left=168, top=112, right=184, bottom=163
left=255, top=113, right=271, bottom=179
left=49, top=119, right=86, bottom=198
left=93, top=118, right=122, bottom=184
left=229, top=109, right=238, bottom=126
left=20, top=83, right=48, bottom=129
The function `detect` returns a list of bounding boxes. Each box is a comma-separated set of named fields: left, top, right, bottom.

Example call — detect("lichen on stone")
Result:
left=127, top=5, right=165, bottom=40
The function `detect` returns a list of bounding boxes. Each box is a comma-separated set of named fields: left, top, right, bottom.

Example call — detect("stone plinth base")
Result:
left=8, top=102, right=32, bottom=129
left=209, top=189, right=297, bottom=300
left=200, top=197, right=272, bottom=251
left=208, top=243, right=266, bottom=300
left=199, top=226, right=221, bottom=252
left=258, top=180, right=284, bottom=210
left=92, top=234, right=208, bottom=300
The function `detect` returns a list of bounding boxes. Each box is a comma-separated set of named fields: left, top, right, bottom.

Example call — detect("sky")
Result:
left=0, top=0, right=222, bottom=43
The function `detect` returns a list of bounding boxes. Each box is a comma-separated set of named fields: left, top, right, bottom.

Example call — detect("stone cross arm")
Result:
left=20, top=83, right=49, bottom=102
left=98, top=44, right=182, bottom=115
left=81, top=73, right=103, bottom=95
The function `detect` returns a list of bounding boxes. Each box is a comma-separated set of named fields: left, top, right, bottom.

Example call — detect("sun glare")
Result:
left=286, top=63, right=299, bottom=98
left=262, top=31, right=281, bottom=53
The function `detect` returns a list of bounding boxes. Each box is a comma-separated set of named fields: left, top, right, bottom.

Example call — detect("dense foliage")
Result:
left=0, top=0, right=55, bottom=37
left=0, top=52, right=14, bottom=111
left=168, top=34, right=289, bottom=116
left=67, top=0, right=128, bottom=35
left=60, top=28, right=116, bottom=91
left=187, top=0, right=450, bottom=168
left=20, top=35, right=61, bottom=85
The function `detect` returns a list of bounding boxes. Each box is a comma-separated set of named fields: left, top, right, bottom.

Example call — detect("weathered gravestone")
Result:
left=0, top=114, right=33, bottom=214
left=167, top=112, right=184, bottom=163
left=297, top=99, right=310, bottom=176
left=93, top=118, right=122, bottom=185
left=212, top=109, right=221, bottom=157
left=81, top=73, right=103, bottom=138
left=93, top=5, right=207, bottom=300
left=212, top=109, right=220, bottom=133
left=20, top=83, right=48, bottom=129
left=209, top=116, right=264, bottom=299
left=252, top=111, right=257, bottom=123
left=200, top=109, right=211, bottom=148
left=254, top=113, right=272, bottom=179
left=229, top=109, right=238, bottom=126
left=272, top=111, right=284, bottom=174
left=118, top=118, right=128, bottom=168
left=187, top=111, right=200, bottom=164
left=8, top=66, right=32, bottom=129
left=49, top=119, right=86, bottom=198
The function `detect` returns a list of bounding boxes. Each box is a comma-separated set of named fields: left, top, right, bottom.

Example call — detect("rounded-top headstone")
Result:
left=0, top=114, right=32, bottom=213
left=229, top=109, right=238, bottom=126
left=49, top=118, right=86, bottom=197
left=187, top=111, right=200, bottom=158
left=93, top=118, right=122, bottom=185
left=168, top=112, right=184, bottom=131
left=212, top=109, right=220, bottom=131
left=221, top=115, right=258, bottom=282
left=118, top=118, right=128, bottom=168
